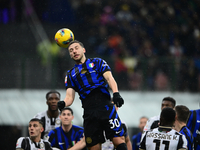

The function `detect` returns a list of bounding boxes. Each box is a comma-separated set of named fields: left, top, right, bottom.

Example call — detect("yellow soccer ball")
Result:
left=54, top=28, right=74, bottom=48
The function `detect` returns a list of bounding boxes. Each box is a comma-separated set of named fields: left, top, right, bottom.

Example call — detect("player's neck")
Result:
left=175, top=122, right=186, bottom=132
left=62, top=123, right=72, bottom=132
left=30, top=136, right=41, bottom=143
left=75, top=55, right=86, bottom=64
left=47, top=110, right=59, bottom=118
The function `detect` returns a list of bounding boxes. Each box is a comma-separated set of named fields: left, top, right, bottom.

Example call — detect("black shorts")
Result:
left=83, top=91, right=125, bottom=147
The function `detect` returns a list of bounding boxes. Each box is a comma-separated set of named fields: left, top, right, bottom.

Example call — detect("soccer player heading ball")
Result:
left=57, top=40, right=127, bottom=150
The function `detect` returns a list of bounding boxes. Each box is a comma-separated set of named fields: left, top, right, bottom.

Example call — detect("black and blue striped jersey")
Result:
left=132, top=132, right=142, bottom=150
left=179, top=126, right=194, bottom=150
left=65, top=58, right=111, bottom=101
left=48, top=125, right=85, bottom=150
left=187, top=109, right=200, bottom=150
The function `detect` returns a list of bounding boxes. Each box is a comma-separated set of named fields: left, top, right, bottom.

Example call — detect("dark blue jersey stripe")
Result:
left=180, top=126, right=194, bottom=150
left=187, top=109, right=200, bottom=149
left=65, top=58, right=111, bottom=100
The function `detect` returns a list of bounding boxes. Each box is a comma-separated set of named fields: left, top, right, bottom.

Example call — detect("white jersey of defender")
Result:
left=16, top=137, right=51, bottom=150
left=143, top=115, right=160, bottom=131
left=34, top=111, right=61, bottom=140
left=140, top=127, right=187, bottom=150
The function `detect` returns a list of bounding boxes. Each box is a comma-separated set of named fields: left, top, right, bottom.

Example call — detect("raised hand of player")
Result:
left=57, top=101, right=66, bottom=111
left=113, top=92, right=124, bottom=107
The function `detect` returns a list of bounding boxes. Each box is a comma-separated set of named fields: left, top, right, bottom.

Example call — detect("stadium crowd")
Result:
left=1, top=0, right=200, bottom=91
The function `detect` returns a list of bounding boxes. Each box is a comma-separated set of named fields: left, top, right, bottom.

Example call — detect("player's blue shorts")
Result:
left=83, top=89, right=125, bottom=147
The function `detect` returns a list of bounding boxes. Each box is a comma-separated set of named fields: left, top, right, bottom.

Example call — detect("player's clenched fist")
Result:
left=57, top=101, right=65, bottom=111
left=113, top=92, right=124, bottom=107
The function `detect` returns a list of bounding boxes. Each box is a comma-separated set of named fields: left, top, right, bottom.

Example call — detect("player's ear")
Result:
left=40, top=126, right=44, bottom=132
left=83, top=48, right=86, bottom=53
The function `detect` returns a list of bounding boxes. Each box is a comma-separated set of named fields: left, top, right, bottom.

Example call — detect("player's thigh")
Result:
left=87, top=143, right=101, bottom=150
left=104, top=105, right=125, bottom=139
left=112, top=136, right=125, bottom=147
left=84, top=117, right=105, bottom=147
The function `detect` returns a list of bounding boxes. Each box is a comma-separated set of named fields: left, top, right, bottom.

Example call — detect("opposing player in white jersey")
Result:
left=143, top=97, right=176, bottom=131
left=16, top=118, right=52, bottom=150
left=34, top=90, right=61, bottom=140
left=140, top=107, right=187, bottom=150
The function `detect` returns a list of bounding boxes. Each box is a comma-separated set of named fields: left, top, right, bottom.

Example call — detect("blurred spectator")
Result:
left=169, top=39, right=184, bottom=58
left=154, top=71, right=169, bottom=91
left=132, top=116, right=148, bottom=150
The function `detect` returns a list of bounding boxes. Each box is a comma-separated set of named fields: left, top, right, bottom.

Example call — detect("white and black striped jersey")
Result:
left=143, top=115, right=160, bottom=132
left=16, top=137, right=52, bottom=150
left=34, top=111, right=61, bottom=140
left=140, top=126, right=187, bottom=150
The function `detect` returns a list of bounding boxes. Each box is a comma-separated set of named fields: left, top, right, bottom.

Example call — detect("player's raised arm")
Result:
left=103, top=71, right=124, bottom=107
left=57, top=88, right=75, bottom=111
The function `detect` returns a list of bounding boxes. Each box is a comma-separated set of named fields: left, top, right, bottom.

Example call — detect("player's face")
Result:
left=139, top=118, right=148, bottom=131
left=28, top=121, right=43, bottom=139
left=60, top=110, right=74, bottom=126
left=161, top=100, right=174, bottom=110
left=47, top=93, right=60, bottom=111
left=68, top=43, right=86, bottom=62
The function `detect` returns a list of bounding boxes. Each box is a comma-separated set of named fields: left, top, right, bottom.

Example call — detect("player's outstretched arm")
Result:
left=103, top=71, right=124, bottom=107
left=57, top=88, right=75, bottom=111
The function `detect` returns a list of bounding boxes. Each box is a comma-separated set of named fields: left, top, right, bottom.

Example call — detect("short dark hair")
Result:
left=46, top=90, right=60, bottom=100
left=29, top=118, right=43, bottom=126
left=162, top=97, right=176, bottom=107
left=68, top=40, right=84, bottom=50
left=160, top=107, right=176, bottom=126
left=175, top=105, right=190, bottom=123
left=60, top=107, right=73, bottom=115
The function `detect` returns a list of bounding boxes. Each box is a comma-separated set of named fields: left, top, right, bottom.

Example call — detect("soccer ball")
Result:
left=54, top=28, right=74, bottom=48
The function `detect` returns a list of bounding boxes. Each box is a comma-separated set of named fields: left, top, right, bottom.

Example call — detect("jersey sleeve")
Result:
left=47, top=130, right=56, bottom=146
left=65, top=71, right=77, bottom=91
left=16, top=137, right=25, bottom=149
left=139, top=131, right=147, bottom=150
left=95, top=58, right=111, bottom=74
left=178, top=134, right=188, bottom=149
left=144, top=118, right=154, bottom=131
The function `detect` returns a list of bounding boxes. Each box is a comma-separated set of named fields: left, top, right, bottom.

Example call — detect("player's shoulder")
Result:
left=150, top=115, right=160, bottom=120
left=16, top=137, right=29, bottom=147
left=34, top=110, right=47, bottom=119
left=72, top=124, right=84, bottom=130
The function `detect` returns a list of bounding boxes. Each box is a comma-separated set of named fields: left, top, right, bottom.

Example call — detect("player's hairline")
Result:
left=68, top=40, right=84, bottom=49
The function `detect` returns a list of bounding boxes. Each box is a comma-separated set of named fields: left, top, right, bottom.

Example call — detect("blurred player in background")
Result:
left=174, top=105, right=194, bottom=150
left=132, top=116, right=148, bottom=150
left=57, top=40, right=127, bottom=150
left=186, top=105, right=200, bottom=149
left=34, top=90, right=61, bottom=140
left=140, top=107, right=187, bottom=150
left=144, top=97, right=176, bottom=131
left=16, top=118, right=52, bottom=150
left=48, top=107, right=86, bottom=150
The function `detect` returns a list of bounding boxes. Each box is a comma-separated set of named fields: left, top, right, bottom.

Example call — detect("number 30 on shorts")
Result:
left=109, top=119, right=120, bottom=129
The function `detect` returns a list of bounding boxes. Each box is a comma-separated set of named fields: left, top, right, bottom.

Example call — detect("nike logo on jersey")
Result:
left=197, top=120, right=200, bottom=123
left=59, top=142, right=65, bottom=145
left=116, top=130, right=122, bottom=134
